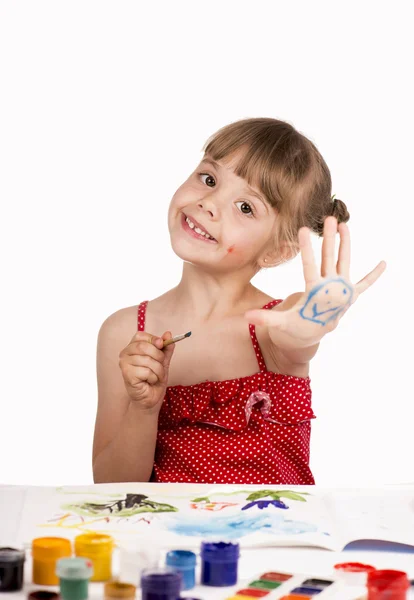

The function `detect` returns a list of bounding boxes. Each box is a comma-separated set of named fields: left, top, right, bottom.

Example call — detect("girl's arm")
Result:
left=245, top=217, right=386, bottom=365
left=93, top=308, right=158, bottom=483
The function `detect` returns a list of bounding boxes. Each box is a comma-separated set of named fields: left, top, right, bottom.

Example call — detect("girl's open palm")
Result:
left=245, top=217, right=386, bottom=347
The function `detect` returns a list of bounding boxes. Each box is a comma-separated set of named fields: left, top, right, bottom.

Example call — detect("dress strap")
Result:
left=137, top=300, right=148, bottom=332
left=249, top=299, right=282, bottom=372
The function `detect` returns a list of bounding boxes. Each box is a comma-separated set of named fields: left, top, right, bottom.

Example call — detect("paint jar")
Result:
left=335, top=562, right=376, bottom=586
left=74, top=533, right=113, bottom=582
left=32, top=537, right=72, bottom=585
left=200, top=541, right=240, bottom=586
left=56, top=557, right=93, bottom=600
left=165, top=549, right=196, bottom=590
left=104, top=581, right=136, bottom=600
left=118, top=537, right=161, bottom=586
left=0, top=547, right=25, bottom=591
left=28, top=592, right=60, bottom=600
left=367, top=569, right=409, bottom=600
left=141, top=567, right=182, bottom=600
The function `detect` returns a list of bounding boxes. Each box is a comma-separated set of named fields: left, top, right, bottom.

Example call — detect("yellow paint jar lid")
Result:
left=32, top=537, right=72, bottom=560
left=75, top=534, right=114, bottom=556
left=104, top=582, right=136, bottom=599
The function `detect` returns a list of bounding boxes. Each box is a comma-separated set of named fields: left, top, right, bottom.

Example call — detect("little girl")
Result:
left=92, top=117, right=385, bottom=485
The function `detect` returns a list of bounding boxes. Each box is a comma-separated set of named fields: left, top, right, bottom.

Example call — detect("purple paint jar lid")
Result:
left=141, top=567, right=182, bottom=594
left=200, top=541, right=240, bottom=561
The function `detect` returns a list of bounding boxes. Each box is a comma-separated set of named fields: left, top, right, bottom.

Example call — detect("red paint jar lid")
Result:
left=367, top=569, right=409, bottom=592
left=334, top=562, right=376, bottom=573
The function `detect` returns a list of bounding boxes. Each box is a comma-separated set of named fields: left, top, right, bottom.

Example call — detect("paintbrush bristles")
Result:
left=162, top=331, right=192, bottom=348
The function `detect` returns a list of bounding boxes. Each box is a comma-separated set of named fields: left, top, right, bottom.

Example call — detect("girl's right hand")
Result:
left=118, top=330, right=176, bottom=412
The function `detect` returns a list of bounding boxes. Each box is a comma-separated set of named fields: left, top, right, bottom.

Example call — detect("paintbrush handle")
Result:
left=162, top=333, right=189, bottom=348
left=162, top=338, right=175, bottom=348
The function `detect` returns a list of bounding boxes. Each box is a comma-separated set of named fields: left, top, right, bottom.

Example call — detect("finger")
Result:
left=129, top=331, right=164, bottom=349
left=125, top=340, right=165, bottom=362
left=161, top=330, right=173, bottom=344
left=355, top=261, right=387, bottom=295
left=160, top=331, right=176, bottom=359
left=321, top=217, right=338, bottom=278
left=298, top=227, right=319, bottom=288
left=127, top=354, right=165, bottom=382
left=159, top=332, right=176, bottom=378
left=337, top=221, right=351, bottom=279
left=126, top=364, right=159, bottom=386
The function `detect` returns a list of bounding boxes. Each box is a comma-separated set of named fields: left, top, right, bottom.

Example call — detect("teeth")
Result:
left=185, top=217, right=215, bottom=240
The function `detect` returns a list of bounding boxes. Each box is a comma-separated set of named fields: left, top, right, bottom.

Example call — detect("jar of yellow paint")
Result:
left=74, top=533, right=114, bottom=582
left=32, top=537, right=72, bottom=585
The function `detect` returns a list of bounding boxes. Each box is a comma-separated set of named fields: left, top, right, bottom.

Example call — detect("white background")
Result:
left=1, top=1, right=413, bottom=487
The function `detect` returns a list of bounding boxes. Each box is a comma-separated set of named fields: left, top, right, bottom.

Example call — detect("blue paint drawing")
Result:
left=299, top=278, right=353, bottom=325
left=166, top=511, right=317, bottom=540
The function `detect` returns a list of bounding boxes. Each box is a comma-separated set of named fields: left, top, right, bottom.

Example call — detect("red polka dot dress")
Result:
left=137, top=300, right=316, bottom=485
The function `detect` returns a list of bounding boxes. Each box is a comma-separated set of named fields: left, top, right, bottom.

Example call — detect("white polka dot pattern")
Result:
left=137, top=300, right=316, bottom=485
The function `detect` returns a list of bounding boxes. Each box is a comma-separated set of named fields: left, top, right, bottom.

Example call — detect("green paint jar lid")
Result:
left=56, top=557, right=94, bottom=580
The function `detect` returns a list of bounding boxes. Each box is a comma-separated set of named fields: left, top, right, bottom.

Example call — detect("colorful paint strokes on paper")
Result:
left=63, top=494, right=178, bottom=517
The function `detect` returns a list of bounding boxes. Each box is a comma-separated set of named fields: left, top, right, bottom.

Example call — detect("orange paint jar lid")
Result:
left=32, top=537, right=72, bottom=560
left=75, top=534, right=114, bottom=556
left=104, top=582, right=136, bottom=599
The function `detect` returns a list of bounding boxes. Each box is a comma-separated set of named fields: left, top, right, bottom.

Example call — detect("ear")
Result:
left=258, top=240, right=299, bottom=268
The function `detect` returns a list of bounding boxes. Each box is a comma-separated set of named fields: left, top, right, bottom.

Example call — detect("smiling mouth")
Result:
left=182, top=213, right=217, bottom=242
left=312, top=303, right=341, bottom=317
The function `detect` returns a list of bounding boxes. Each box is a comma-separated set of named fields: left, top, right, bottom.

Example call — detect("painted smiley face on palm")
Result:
left=299, top=278, right=353, bottom=325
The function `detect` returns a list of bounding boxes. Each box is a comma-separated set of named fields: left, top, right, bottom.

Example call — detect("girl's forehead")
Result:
left=201, top=151, right=243, bottom=171
left=200, top=155, right=231, bottom=170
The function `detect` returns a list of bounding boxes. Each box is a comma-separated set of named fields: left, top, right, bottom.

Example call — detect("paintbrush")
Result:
left=162, top=331, right=192, bottom=348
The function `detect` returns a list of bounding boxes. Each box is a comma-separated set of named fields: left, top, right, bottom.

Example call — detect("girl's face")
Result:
left=168, top=152, right=279, bottom=273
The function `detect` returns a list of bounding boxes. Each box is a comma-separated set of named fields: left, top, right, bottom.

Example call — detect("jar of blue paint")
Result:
left=141, top=567, right=182, bottom=600
left=165, top=550, right=196, bottom=590
left=200, top=541, right=240, bottom=586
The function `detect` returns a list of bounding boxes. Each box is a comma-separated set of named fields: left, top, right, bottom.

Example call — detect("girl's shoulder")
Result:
left=98, top=304, right=140, bottom=347
left=102, top=304, right=140, bottom=327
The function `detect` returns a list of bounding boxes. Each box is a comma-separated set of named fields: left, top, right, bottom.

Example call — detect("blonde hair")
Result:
left=202, top=117, right=349, bottom=264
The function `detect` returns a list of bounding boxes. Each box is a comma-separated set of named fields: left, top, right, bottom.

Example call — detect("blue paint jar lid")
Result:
left=200, top=541, right=240, bottom=562
left=141, top=567, right=182, bottom=594
left=166, top=550, right=196, bottom=568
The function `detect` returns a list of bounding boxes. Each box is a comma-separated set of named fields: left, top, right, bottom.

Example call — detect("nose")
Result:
left=197, top=200, right=215, bottom=218
left=197, top=190, right=223, bottom=219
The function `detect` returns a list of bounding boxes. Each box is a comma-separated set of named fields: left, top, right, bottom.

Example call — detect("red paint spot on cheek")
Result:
left=227, top=245, right=235, bottom=254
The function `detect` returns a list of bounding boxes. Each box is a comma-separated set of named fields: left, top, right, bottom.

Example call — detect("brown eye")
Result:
left=235, top=201, right=255, bottom=217
left=199, top=173, right=215, bottom=187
